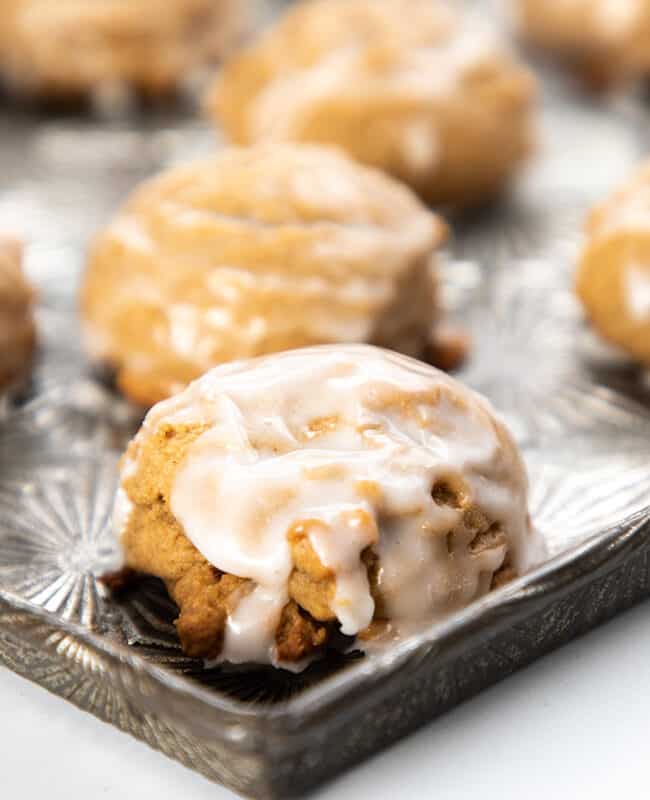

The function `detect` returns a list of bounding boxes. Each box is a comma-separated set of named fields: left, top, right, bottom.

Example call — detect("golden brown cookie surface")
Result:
left=0, top=237, right=36, bottom=390
left=111, top=345, right=538, bottom=668
left=208, top=0, right=536, bottom=208
left=577, top=160, right=650, bottom=365
left=81, top=143, right=447, bottom=406
left=0, top=0, right=244, bottom=99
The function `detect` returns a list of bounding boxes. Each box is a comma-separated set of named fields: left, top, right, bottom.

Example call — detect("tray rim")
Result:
left=2, top=500, right=648, bottom=749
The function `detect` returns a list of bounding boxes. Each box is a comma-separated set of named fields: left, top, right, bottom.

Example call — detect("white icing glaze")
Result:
left=222, top=585, right=285, bottom=665
left=401, top=120, right=440, bottom=175
left=112, top=487, right=134, bottom=536
left=121, top=345, right=536, bottom=668
left=624, top=264, right=650, bottom=320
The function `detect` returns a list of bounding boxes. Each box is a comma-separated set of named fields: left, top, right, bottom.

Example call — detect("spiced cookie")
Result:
left=514, top=0, right=650, bottom=86
left=0, top=0, right=245, bottom=100
left=577, top=160, right=650, bottom=364
left=111, top=345, right=538, bottom=668
left=0, top=237, right=35, bottom=390
left=81, top=143, right=448, bottom=406
left=208, top=0, right=537, bottom=208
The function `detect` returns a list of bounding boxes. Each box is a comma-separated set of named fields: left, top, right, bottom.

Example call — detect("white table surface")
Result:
left=2, top=600, right=648, bottom=799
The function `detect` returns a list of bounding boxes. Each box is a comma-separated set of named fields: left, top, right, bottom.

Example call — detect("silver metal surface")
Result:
left=1, top=46, right=650, bottom=800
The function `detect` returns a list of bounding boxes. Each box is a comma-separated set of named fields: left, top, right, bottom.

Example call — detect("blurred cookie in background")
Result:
left=577, top=160, right=650, bottom=365
left=81, top=143, right=448, bottom=406
left=208, top=0, right=537, bottom=209
left=0, top=0, right=248, bottom=103
left=514, top=0, right=650, bottom=88
left=0, top=237, right=36, bottom=392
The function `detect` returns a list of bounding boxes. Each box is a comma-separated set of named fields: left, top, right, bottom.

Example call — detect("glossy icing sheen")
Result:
left=117, top=346, right=537, bottom=668
left=624, top=264, right=650, bottom=320
left=596, top=0, right=643, bottom=35
left=216, top=0, right=527, bottom=170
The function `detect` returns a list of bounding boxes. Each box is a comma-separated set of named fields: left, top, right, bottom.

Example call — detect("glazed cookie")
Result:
left=111, top=345, right=539, bottom=668
left=514, top=0, right=650, bottom=86
left=81, top=143, right=448, bottom=407
left=208, top=0, right=537, bottom=208
left=0, top=237, right=35, bottom=390
left=0, top=0, right=245, bottom=99
left=577, top=161, right=650, bottom=364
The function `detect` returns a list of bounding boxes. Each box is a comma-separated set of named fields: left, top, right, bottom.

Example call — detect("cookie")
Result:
left=0, top=0, right=245, bottom=100
left=515, top=0, right=650, bottom=87
left=207, top=0, right=537, bottom=208
left=111, top=345, right=539, bottom=668
left=577, top=160, right=650, bottom=364
left=81, top=143, right=448, bottom=406
left=0, top=237, right=36, bottom=390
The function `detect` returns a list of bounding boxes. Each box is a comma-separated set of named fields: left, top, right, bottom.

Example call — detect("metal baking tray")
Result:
left=2, top=20, right=650, bottom=800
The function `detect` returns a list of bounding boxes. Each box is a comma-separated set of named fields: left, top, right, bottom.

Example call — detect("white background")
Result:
left=1, top=600, right=648, bottom=799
